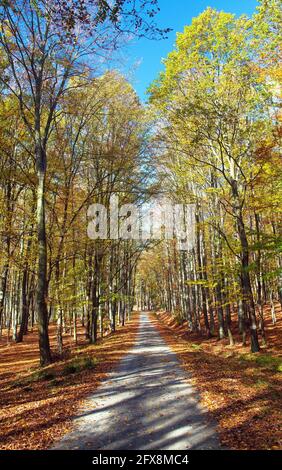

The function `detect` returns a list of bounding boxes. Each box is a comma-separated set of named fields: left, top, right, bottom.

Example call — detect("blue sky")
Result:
left=123, top=0, right=259, bottom=101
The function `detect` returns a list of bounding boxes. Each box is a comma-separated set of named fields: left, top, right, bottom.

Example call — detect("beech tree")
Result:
left=148, top=6, right=281, bottom=352
left=0, top=0, right=280, bottom=365
left=0, top=0, right=167, bottom=365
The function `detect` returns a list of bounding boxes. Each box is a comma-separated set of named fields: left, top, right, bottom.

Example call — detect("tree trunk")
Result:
left=16, top=265, right=29, bottom=343
left=231, top=179, right=260, bottom=353
left=36, top=155, right=52, bottom=365
left=255, top=213, right=267, bottom=345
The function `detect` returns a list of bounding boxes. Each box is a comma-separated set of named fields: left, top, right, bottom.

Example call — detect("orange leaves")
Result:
left=153, top=311, right=282, bottom=450
left=0, top=314, right=140, bottom=450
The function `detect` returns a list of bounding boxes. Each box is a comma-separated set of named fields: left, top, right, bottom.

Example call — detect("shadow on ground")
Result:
left=53, top=313, right=221, bottom=450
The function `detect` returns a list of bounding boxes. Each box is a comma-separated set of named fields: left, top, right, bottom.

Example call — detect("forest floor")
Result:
left=52, top=312, right=221, bottom=450
left=0, top=315, right=140, bottom=450
left=0, top=309, right=281, bottom=450
left=153, top=306, right=282, bottom=450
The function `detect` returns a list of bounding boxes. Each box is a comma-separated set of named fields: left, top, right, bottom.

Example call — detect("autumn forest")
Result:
left=0, top=0, right=281, bottom=455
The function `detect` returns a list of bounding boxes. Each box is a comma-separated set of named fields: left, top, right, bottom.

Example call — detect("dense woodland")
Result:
left=138, top=2, right=282, bottom=353
left=0, top=0, right=281, bottom=369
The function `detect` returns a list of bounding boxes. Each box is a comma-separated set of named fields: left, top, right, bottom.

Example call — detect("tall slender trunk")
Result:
left=216, top=280, right=225, bottom=340
left=196, top=213, right=211, bottom=338
left=17, top=201, right=35, bottom=343
left=231, top=180, right=260, bottom=353
left=0, top=182, right=12, bottom=335
left=224, top=277, right=234, bottom=346
left=255, top=213, right=266, bottom=345
left=90, top=249, right=101, bottom=343
left=36, top=145, right=51, bottom=365
left=16, top=265, right=29, bottom=343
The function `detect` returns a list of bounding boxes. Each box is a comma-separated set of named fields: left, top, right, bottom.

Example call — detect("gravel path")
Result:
left=53, top=312, right=221, bottom=450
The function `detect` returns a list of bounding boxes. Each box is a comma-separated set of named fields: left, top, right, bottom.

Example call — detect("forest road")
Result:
left=52, top=312, right=222, bottom=450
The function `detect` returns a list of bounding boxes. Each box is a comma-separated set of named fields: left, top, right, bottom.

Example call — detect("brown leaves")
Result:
left=153, top=311, right=282, bottom=450
left=0, top=315, right=139, bottom=450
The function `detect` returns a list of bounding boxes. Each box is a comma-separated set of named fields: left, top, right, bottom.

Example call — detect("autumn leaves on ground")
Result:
left=0, top=316, right=140, bottom=450
left=1, top=309, right=281, bottom=450
left=154, top=309, right=282, bottom=451
left=0, top=0, right=281, bottom=454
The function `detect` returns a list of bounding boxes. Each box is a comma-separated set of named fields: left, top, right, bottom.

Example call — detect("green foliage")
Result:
left=62, top=356, right=97, bottom=375
left=240, top=353, right=282, bottom=372
left=190, top=343, right=203, bottom=351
